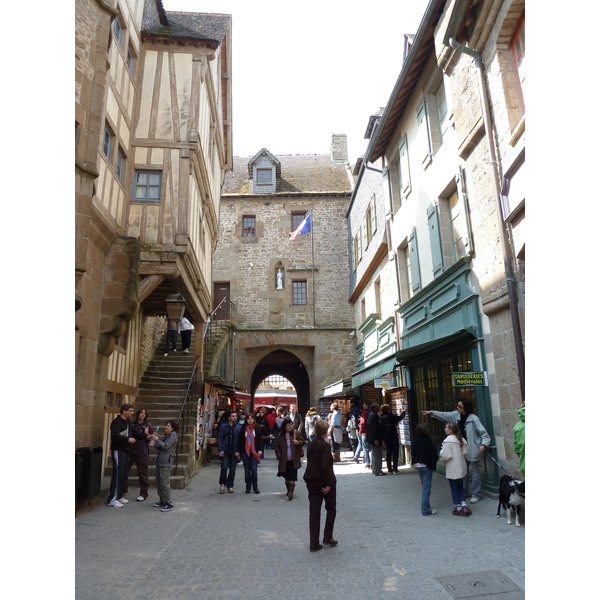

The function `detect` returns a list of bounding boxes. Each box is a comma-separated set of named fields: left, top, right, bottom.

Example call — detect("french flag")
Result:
left=289, top=212, right=311, bottom=240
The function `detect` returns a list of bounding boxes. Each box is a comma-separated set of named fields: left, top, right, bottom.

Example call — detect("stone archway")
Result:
left=251, top=349, right=311, bottom=414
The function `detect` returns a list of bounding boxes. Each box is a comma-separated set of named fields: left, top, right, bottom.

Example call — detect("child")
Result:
left=439, top=422, right=471, bottom=516
left=150, top=420, right=179, bottom=512
left=412, top=423, right=438, bottom=516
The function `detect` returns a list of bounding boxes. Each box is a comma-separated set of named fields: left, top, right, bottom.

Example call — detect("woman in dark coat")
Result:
left=237, top=412, right=264, bottom=494
left=303, top=419, right=337, bottom=552
left=274, top=417, right=305, bottom=500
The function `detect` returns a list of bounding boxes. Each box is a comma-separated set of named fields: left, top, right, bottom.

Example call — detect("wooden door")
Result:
left=213, top=283, right=230, bottom=320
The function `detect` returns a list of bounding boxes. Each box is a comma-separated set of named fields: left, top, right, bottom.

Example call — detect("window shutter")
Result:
left=399, top=135, right=411, bottom=195
left=362, top=214, right=368, bottom=250
left=417, top=99, right=431, bottom=162
left=427, top=204, right=443, bottom=277
left=457, top=166, right=473, bottom=254
left=408, top=227, right=421, bottom=293
left=382, top=166, right=393, bottom=216
left=370, top=196, right=377, bottom=235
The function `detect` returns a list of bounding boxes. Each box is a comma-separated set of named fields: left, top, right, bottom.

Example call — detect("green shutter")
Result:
left=408, top=227, right=421, bottom=293
left=457, top=166, right=474, bottom=254
left=382, top=166, right=393, bottom=216
left=427, top=204, right=443, bottom=277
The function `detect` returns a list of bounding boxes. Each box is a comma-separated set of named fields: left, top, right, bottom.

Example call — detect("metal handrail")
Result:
left=174, top=354, right=200, bottom=473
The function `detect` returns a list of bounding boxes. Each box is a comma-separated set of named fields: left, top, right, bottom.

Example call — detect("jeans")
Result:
left=449, top=477, right=466, bottom=506
left=155, top=466, right=172, bottom=504
left=241, top=453, right=259, bottom=491
left=348, top=436, right=358, bottom=454
left=417, top=467, right=433, bottom=515
left=353, top=434, right=364, bottom=460
left=385, top=437, right=400, bottom=472
left=464, top=459, right=482, bottom=499
left=164, top=330, right=177, bottom=352
left=219, top=452, right=237, bottom=489
left=361, top=434, right=371, bottom=465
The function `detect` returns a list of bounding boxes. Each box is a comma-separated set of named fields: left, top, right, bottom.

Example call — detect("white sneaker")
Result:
left=164, top=353, right=168, bottom=356
left=220, top=484, right=225, bottom=494
left=118, top=497, right=129, bottom=504
left=137, top=496, right=145, bottom=502
left=470, top=497, right=480, bottom=503
left=108, top=500, right=123, bottom=508
left=183, top=349, right=189, bottom=353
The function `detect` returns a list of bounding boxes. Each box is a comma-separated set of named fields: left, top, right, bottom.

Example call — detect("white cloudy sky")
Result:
left=163, top=0, right=429, bottom=162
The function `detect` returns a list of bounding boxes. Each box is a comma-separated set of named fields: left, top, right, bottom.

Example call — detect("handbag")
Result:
left=332, top=427, right=343, bottom=443
left=299, top=446, right=305, bottom=458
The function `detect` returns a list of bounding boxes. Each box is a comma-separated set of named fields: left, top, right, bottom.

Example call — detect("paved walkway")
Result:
left=76, top=447, right=525, bottom=599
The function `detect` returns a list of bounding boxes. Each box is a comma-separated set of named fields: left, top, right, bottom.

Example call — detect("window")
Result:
left=364, top=195, right=377, bottom=248
left=102, top=124, right=114, bottom=161
left=126, top=46, right=135, bottom=73
left=113, top=17, right=123, bottom=48
left=292, top=212, right=306, bottom=232
left=116, top=147, right=125, bottom=182
left=133, top=170, right=162, bottom=201
left=292, top=281, right=307, bottom=305
left=436, top=81, right=449, bottom=143
left=256, top=168, right=272, bottom=184
left=398, top=134, right=411, bottom=198
left=449, top=190, right=467, bottom=261
left=242, top=216, right=256, bottom=237
left=511, top=15, right=525, bottom=110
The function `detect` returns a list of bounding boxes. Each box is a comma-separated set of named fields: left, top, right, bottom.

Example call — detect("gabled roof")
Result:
left=223, top=154, right=352, bottom=195
left=365, top=0, right=446, bottom=163
left=247, top=148, right=281, bottom=178
left=143, top=10, right=231, bottom=46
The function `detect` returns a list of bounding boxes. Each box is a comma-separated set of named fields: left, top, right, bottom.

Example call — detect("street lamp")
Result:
left=165, top=293, right=186, bottom=322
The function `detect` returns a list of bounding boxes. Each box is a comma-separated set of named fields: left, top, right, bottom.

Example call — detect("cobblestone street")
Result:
left=76, top=449, right=525, bottom=599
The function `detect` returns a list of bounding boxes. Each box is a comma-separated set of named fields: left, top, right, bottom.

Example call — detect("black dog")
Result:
left=497, top=474, right=525, bottom=527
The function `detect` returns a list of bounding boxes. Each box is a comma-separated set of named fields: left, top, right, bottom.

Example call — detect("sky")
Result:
left=162, top=0, right=429, bottom=163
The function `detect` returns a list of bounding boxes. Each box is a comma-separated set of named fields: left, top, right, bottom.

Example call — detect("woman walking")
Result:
left=439, top=422, right=471, bottom=516
left=237, top=412, right=263, bottom=494
left=303, top=419, right=337, bottom=552
left=274, top=417, right=305, bottom=500
left=329, top=402, right=342, bottom=462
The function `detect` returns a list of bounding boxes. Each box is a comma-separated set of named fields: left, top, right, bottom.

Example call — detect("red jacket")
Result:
left=359, top=409, right=369, bottom=435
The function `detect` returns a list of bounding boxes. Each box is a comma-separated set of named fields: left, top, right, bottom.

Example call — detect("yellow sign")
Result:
left=453, top=372, right=485, bottom=386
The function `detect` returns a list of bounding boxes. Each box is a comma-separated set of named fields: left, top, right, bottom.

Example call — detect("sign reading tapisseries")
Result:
left=452, top=372, right=486, bottom=386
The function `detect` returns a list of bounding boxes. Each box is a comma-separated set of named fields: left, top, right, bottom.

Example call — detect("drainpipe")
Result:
left=448, top=37, right=525, bottom=402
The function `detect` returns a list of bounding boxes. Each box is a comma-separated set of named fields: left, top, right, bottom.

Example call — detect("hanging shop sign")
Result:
left=374, top=378, right=394, bottom=389
left=452, top=371, right=487, bottom=386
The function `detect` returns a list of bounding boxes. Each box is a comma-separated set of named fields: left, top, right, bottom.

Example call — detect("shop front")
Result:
left=396, top=257, right=499, bottom=493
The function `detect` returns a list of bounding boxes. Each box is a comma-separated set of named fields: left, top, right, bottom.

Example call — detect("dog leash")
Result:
left=486, top=451, right=513, bottom=477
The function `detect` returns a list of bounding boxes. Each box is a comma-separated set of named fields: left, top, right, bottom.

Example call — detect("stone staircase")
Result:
left=128, top=333, right=198, bottom=490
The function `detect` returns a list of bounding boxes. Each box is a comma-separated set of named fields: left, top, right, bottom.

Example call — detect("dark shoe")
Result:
left=153, top=501, right=165, bottom=508
left=245, top=489, right=251, bottom=494
left=160, top=503, right=174, bottom=512
left=323, top=538, right=338, bottom=546
left=310, top=545, right=323, bottom=552
left=462, top=506, right=472, bottom=516
left=452, top=507, right=464, bottom=516
left=253, top=489, right=260, bottom=494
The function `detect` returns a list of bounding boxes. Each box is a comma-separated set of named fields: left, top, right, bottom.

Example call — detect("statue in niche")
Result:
left=276, top=266, right=284, bottom=289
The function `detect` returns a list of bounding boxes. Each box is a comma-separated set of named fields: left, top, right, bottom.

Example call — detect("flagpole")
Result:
left=311, top=211, right=315, bottom=326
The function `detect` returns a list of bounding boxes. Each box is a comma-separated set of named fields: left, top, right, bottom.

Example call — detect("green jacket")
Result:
left=513, top=406, right=525, bottom=475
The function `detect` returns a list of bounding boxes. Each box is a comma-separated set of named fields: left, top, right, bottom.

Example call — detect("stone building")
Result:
left=209, top=135, right=356, bottom=413
left=75, top=0, right=232, bottom=484
left=361, top=0, right=525, bottom=488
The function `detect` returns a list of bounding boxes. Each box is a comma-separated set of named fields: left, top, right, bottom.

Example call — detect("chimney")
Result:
left=331, top=133, right=348, bottom=164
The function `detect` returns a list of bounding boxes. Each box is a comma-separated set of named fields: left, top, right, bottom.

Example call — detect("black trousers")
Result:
left=306, top=480, right=336, bottom=547
left=181, top=329, right=192, bottom=350
left=165, top=330, right=178, bottom=352
left=108, top=450, right=130, bottom=504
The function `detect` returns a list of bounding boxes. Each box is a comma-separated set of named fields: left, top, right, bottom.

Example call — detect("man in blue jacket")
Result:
left=218, top=411, right=242, bottom=493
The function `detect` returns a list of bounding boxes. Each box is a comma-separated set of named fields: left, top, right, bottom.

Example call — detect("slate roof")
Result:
left=143, top=11, right=231, bottom=44
left=222, top=154, right=353, bottom=195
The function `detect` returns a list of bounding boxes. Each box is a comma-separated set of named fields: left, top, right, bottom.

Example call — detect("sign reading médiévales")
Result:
left=452, top=371, right=487, bottom=386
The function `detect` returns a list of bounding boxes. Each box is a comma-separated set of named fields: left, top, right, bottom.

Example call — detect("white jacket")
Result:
left=439, top=435, right=468, bottom=479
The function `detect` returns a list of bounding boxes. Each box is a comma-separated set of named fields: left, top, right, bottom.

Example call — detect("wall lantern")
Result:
left=165, top=293, right=186, bottom=322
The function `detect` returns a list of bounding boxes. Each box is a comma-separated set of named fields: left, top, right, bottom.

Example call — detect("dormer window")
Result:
left=248, top=148, right=280, bottom=194
left=256, top=168, right=272, bottom=184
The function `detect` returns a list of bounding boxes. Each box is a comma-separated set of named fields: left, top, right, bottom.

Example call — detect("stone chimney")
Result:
left=330, top=133, right=348, bottom=164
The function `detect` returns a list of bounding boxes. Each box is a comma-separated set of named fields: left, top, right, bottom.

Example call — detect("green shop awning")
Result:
left=351, top=355, right=397, bottom=388
left=395, top=327, right=478, bottom=365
